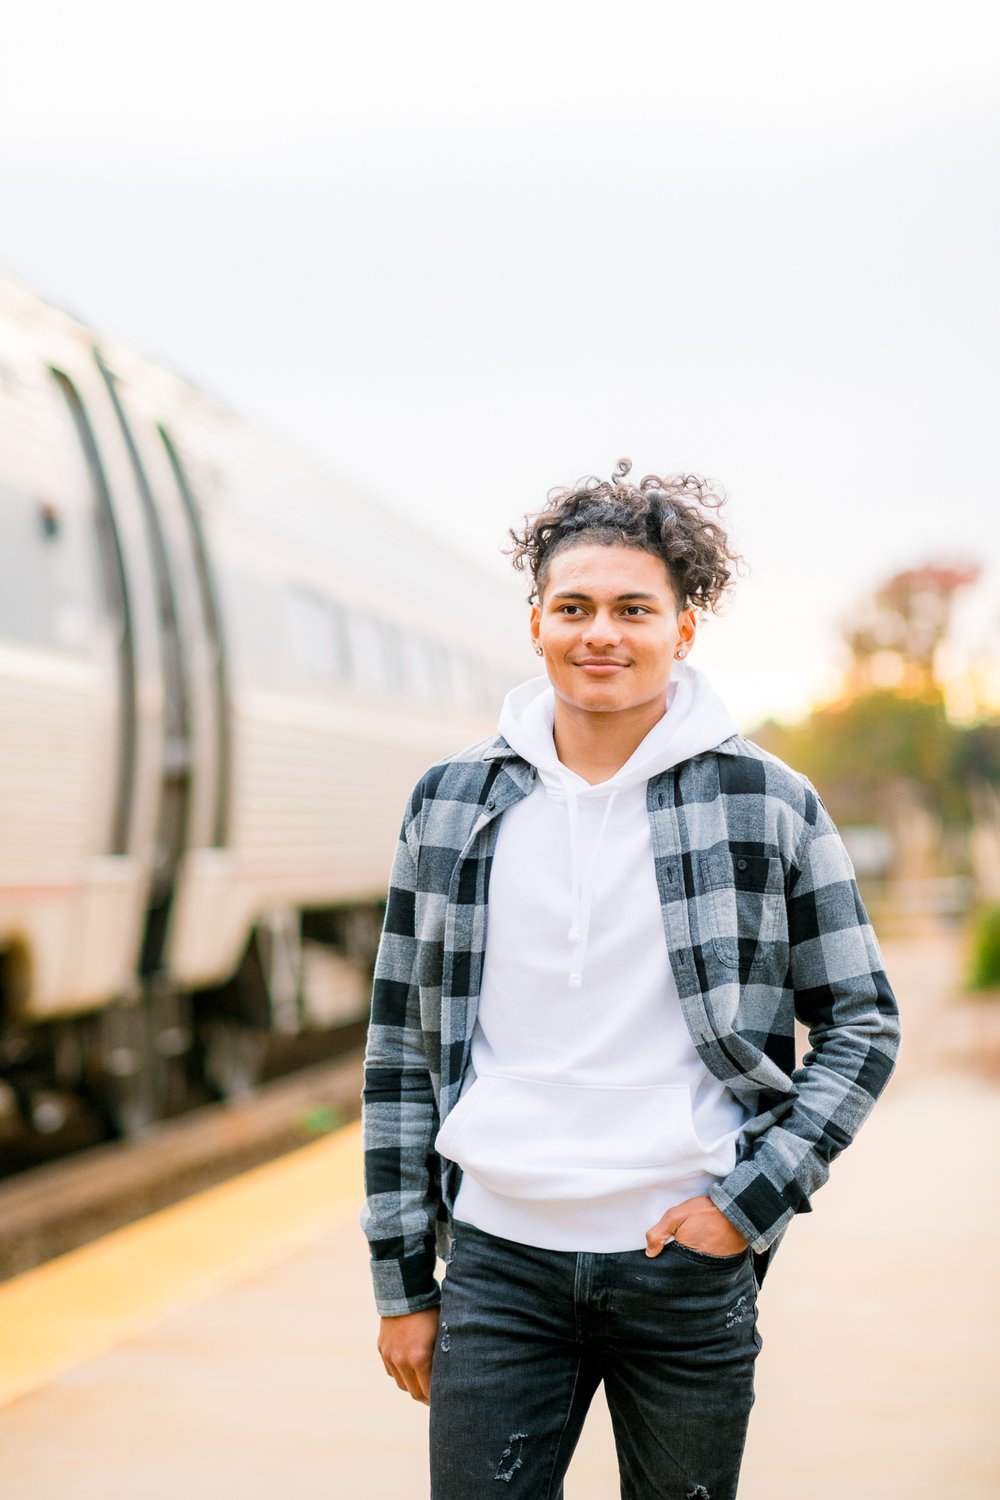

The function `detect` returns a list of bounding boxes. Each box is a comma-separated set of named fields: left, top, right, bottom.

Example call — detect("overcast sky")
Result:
left=3, top=1, right=997, bottom=728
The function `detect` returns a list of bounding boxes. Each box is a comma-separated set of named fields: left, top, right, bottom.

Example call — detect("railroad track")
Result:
left=0, top=1042, right=365, bottom=1283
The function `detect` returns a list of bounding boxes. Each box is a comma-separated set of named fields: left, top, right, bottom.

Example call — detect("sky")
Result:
left=2, top=0, right=997, bottom=729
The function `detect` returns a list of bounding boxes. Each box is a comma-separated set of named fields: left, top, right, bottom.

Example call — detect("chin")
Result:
left=561, top=685, right=630, bottom=713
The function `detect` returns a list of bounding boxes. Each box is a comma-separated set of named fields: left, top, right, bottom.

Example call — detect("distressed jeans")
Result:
left=429, top=1220, right=762, bottom=1500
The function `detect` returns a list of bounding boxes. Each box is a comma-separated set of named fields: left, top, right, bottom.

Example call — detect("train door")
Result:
left=49, top=369, right=137, bottom=859
left=92, top=351, right=202, bottom=981
left=155, top=424, right=230, bottom=854
left=47, top=346, right=231, bottom=1132
left=41, top=349, right=176, bottom=1133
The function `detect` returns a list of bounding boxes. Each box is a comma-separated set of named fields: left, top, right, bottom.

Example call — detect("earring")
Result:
left=675, top=648, right=687, bottom=659
left=534, top=646, right=543, bottom=656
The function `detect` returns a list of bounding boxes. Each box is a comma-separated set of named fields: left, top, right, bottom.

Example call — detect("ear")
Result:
left=676, top=608, right=697, bottom=655
left=530, top=604, right=542, bottom=653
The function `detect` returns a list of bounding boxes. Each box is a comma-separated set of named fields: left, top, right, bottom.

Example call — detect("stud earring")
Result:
left=534, top=646, right=543, bottom=656
left=675, top=648, right=687, bottom=659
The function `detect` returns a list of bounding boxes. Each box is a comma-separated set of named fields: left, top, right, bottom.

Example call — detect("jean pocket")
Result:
left=667, top=1239, right=749, bottom=1268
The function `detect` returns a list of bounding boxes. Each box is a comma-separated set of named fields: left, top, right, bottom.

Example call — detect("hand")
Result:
left=645, top=1195, right=749, bottom=1258
left=377, top=1307, right=441, bottom=1405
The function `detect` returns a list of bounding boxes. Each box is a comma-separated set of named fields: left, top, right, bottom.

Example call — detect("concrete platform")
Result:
left=0, top=935, right=997, bottom=1497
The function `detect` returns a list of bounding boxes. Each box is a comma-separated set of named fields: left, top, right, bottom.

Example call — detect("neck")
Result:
left=551, top=695, right=668, bottom=784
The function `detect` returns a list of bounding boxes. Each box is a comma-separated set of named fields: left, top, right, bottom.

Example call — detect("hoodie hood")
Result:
left=497, top=659, right=737, bottom=795
left=495, top=661, right=739, bottom=987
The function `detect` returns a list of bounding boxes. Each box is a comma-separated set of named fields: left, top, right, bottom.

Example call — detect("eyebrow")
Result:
left=549, top=591, right=661, bottom=603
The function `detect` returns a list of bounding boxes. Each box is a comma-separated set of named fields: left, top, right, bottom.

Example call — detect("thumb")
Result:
left=644, top=1210, right=680, bottom=1258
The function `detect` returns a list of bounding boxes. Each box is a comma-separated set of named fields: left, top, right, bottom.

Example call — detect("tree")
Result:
left=753, top=558, right=998, bottom=840
left=755, top=691, right=964, bottom=827
left=841, top=561, right=980, bottom=700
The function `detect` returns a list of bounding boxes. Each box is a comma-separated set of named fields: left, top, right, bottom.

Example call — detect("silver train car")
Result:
left=0, top=269, right=525, bottom=1136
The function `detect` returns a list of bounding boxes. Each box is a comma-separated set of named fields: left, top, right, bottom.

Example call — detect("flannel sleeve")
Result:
left=709, top=794, right=901, bottom=1251
left=360, top=807, right=442, bottom=1317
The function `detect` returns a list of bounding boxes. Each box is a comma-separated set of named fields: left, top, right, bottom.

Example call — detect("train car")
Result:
left=0, top=268, right=526, bottom=1138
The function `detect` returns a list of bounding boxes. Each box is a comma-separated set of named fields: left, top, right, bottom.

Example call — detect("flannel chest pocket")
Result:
left=699, top=848, right=786, bottom=969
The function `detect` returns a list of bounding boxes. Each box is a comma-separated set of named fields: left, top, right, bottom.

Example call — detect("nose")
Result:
left=581, top=609, right=622, bottom=648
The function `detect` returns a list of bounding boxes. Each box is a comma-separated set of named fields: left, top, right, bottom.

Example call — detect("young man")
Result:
left=361, top=460, right=900, bottom=1499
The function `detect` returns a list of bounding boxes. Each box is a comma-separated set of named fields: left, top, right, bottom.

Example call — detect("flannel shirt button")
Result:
left=737, top=857, right=748, bottom=871
left=486, top=799, right=496, bottom=811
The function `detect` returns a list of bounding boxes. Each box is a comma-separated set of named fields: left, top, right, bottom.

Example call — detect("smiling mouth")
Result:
left=576, top=660, right=628, bottom=673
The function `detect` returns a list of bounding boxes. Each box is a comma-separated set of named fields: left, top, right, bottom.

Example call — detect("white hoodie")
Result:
left=435, top=661, right=750, bottom=1252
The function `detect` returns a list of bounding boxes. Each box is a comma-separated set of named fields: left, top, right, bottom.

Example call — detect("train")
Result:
left=0, top=268, right=525, bottom=1140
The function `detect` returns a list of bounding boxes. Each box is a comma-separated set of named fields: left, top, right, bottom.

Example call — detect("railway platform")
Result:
left=0, top=938, right=998, bottom=1498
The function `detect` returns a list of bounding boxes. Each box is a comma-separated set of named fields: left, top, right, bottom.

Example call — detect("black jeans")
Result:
left=429, top=1220, right=762, bottom=1500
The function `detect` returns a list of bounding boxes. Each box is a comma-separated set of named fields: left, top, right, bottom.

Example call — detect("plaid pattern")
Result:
left=361, top=732, right=901, bottom=1316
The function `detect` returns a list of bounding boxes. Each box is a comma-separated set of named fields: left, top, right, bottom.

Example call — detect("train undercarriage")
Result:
left=0, top=904, right=381, bottom=1161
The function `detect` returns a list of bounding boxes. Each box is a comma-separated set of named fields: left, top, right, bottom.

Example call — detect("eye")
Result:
left=622, top=606, right=650, bottom=616
left=558, top=604, right=585, bottom=615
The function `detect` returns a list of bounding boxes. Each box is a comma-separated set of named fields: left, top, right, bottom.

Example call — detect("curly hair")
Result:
left=506, top=458, right=742, bottom=613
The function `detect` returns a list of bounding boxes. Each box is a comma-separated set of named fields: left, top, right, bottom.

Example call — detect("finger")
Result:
left=644, top=1220, right=678, bottom=1257
left=415, top=1357, right=434, bottom=1405
left=400, top=1361, right=431, bottom=1405
left=381, top=1355, right=408, bottom=1394
left=387, top=1354, right=431, bottom=1405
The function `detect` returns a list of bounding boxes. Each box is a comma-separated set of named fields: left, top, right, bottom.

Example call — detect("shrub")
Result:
left=969, top=906, right=1000, bottom=991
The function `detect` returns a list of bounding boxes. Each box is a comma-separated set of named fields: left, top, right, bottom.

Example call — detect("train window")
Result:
left=0, top=485, right=82, bottom=652
left=425, top=640, right=454, bottom=703
left=400, top=635, right=440, bottom=701
left=284, top=586, right=351, bottom=684
left=345, top=611, right=398, bottom=694
left=446, top=649, right=479, bottom=708
left=48, top=374, right=127, bottom=648
left=377, top=620, right=405, bottom=691
left=214, top=561, right=286, bottom=690
left=0, top=372, right=108, bottom=656
left=454, top=650, right=496, bottom=711
left=327, top=597, right=352, bottom=678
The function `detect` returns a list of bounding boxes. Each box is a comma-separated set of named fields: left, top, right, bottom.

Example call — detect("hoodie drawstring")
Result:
left=494, top=665, right=739, bottom=993
left=564, top=785, right=619, bottom=989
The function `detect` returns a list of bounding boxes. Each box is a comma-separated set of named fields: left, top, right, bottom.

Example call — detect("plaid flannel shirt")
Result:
left=361, top=730, right=900, bottom=1316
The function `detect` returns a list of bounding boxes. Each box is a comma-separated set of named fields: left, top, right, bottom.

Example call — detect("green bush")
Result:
left=295, top=1103, right=344, bottom=1137
left=969, top=906, right=1000, bottom=991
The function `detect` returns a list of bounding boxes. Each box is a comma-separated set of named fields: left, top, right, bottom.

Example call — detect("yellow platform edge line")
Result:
left=0, top=1121, right=365, bottom=1411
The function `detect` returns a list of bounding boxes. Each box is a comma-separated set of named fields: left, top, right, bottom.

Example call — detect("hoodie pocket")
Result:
left=699, top=848, right=785, bottom=970
left=435, top=1076, right=722, bottom=1201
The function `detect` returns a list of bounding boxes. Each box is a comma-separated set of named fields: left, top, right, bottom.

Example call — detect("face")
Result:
left=530, top=543, right=697, bottom=718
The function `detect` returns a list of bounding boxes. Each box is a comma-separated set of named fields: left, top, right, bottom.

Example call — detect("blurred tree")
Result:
left=755, top=691, right=966, bottom=826
left=952, top=722, right=1000, bottom=785
left=754, top=558, right=999, bottom=839
left=842, top=561, right=980, bottom=700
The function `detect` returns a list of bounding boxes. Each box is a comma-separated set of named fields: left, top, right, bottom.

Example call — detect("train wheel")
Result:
left=199, top=1018, right=269, bottom=1100
left=95, top=1000, right=162, bottom=1137
left=90, top=989, right=192, bottom=1138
